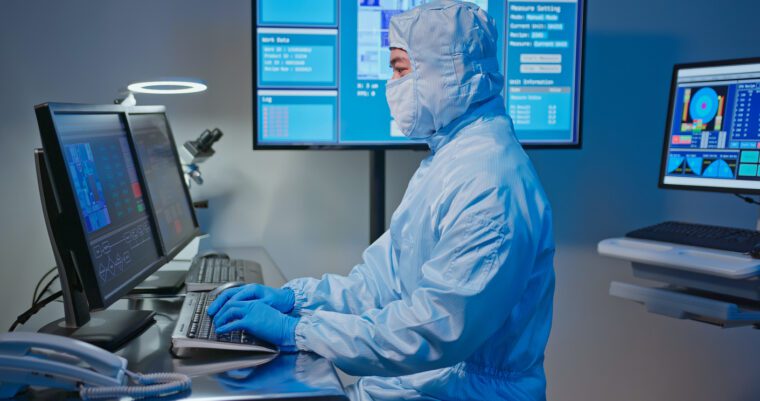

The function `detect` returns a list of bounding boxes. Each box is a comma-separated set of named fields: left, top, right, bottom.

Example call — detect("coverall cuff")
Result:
left=293, top=314, right=314, bottom=352
left=282, top=279, right=309, bottom=315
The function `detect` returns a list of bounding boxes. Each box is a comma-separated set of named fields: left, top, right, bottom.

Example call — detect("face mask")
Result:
left=386, top=71, right=422, bottom=138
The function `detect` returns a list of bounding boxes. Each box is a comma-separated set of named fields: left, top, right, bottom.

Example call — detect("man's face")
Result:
left=390, top=48, right=412, bottom=80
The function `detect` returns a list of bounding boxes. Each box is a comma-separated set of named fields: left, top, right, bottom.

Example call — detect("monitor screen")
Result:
left=54, top=112, right=163, bottom=299
left=253, top=0, right=585, bottom=149
left=660, top=59, right=760, bottom=194
left=129, top=113, right=198, bottom=255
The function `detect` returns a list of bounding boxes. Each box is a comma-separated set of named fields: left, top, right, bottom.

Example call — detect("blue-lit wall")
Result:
left=0, top=1, right=758, bottom=400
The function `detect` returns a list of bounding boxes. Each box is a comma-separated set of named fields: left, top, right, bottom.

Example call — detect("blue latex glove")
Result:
left=206, top=284, right=295, bottom=317
left=213, top=300, right=300, bottom=352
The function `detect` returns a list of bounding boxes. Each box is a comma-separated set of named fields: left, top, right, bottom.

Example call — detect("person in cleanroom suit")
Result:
left=208, top=1, right=555, bottom=399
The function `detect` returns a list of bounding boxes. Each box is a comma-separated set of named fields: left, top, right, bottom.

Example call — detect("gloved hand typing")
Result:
left=212, top=300, right=300, bottom=352
left=206, top=284, right=295, bottom=317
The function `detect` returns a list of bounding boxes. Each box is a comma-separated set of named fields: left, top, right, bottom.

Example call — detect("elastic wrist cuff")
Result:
left=293, top=315, right=312, bottom=352
left=282, top=283, right=308, bottom=315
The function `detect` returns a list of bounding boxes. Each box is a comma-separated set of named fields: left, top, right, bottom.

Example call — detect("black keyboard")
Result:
left=185, top=256, right=263, bottom=292
left=194, top=258, right=243, bottom=283
left=626, top=221, right=760, bottom=253
left=186, top=292, right=251, bottom=344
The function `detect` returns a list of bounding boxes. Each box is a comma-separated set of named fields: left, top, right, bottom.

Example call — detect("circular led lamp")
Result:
left=127, top=80, right=207, bottom=95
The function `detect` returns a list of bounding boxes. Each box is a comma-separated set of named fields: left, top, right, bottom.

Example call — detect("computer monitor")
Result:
left=253, top=0, right=586, bottom=149
left=128, top=110, right=199, bottom=256
left=659, top=58, right=760, bottom=194
left=34, top=103, right=199, bottom=349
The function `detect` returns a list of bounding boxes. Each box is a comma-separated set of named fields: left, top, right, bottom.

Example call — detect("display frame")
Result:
left=125, top=107, right=202, bottom=258
left=251, top=0, right=586, bottom=150
left=35, top=102, right=201, bottom=309
left=658, top=57, right=760, bottom=195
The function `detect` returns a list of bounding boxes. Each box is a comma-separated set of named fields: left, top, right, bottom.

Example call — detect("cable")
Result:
left=32, top=266, right=58, bottom=306
left=79, top=371, right=191, bottom=400
left=734, top=193, right=760, bottom=205
left=34, top=274, right=59, bottom=305
left=9, top=290, right=63, bottom=332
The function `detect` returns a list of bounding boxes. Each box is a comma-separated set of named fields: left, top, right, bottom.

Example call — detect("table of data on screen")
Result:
left=254, top=0, right=584, bottom=147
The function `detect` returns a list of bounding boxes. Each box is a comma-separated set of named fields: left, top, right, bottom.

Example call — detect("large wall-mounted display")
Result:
left=253, top=0, right=585, bottom=149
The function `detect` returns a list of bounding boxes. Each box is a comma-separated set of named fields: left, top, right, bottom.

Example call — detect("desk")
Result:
left=20, top=247, right=348, bottom=400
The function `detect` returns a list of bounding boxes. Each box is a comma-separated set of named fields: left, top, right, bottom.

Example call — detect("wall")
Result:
left=0, top=1, right=758, bottom=400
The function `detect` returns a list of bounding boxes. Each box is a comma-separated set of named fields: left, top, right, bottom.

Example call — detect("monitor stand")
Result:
left=369, top=150, right=386, bottom=243
left=129, top=270, right=187, bottom=295
left=35, top=149, right=155, bottom=351
left=38, top=310, right=155, bottom=351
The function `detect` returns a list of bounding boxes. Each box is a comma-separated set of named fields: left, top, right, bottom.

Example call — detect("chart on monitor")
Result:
left=661, top=60, right=760, bottom=193
left=253, top=0, right=585, bottom=148
left=54, top=113, right=162, bottom=298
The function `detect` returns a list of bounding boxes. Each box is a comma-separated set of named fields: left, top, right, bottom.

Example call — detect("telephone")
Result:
left=0, top=332, right=191, bottom=399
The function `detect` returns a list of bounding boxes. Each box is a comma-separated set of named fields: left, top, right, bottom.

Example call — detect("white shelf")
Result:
left=598, top=237, right=760, bottom=279
left=610, top=282, right=760, bottom=328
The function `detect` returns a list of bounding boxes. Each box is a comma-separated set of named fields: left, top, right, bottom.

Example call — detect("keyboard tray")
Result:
left=598, top=237, right=760, bottom=279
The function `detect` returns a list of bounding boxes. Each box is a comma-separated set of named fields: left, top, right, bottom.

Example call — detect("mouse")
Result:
left=749, top=243, right=760, bottom=259
left=196, top=250, right=230, bottom=260
left=209, top=281, right=245, bottom=298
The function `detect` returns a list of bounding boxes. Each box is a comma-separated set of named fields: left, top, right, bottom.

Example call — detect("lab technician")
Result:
left=208, top=1, right=555, bottom=400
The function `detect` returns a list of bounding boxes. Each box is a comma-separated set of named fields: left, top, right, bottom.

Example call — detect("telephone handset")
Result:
left=0, top=332, right=191, bottom=399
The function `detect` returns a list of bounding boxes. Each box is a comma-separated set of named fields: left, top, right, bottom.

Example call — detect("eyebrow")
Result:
left=390, top=56, right=406, bottom=68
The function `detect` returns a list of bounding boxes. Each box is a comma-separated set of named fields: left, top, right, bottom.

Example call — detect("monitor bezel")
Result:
left=35, top=103, right=199, bottom=310
left=658, top=57, right=760, bottom=195
left=251, top=0, right=586, bottom=150
left=125, top=108, right=201, bottom=259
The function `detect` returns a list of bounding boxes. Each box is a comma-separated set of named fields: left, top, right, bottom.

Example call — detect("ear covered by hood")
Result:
left=388, top=0, right=504, bottom=139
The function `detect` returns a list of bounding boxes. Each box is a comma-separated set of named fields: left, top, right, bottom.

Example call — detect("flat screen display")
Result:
left=54, top=112, right=163, bottom=299
left=660, top=59, right=760, bottom=194
left=253, top=0, right=585, bottom=148
left=130, top=113, right=198, bottom=254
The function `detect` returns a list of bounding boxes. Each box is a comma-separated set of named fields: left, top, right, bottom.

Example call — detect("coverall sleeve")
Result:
left=283, top=230, right=402, bottom=315
left=293, top=206, right=536, bottom=377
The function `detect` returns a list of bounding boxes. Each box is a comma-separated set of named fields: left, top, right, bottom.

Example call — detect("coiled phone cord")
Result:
left=79, top=370, right=192, bottom=400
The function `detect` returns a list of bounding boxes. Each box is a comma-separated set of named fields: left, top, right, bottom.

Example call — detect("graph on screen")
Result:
left=660, top=59, right=760, bottom=193
left=55, top=113, right=162, bottom=294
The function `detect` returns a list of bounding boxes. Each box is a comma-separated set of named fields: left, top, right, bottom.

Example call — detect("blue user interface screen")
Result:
left=130, top=113, right=197, bottom=254
left=662, top=62, right=760, bottom=192
left=254, top=0, right=584, bottom=147
left=54, top=113, right=162, bottom=298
